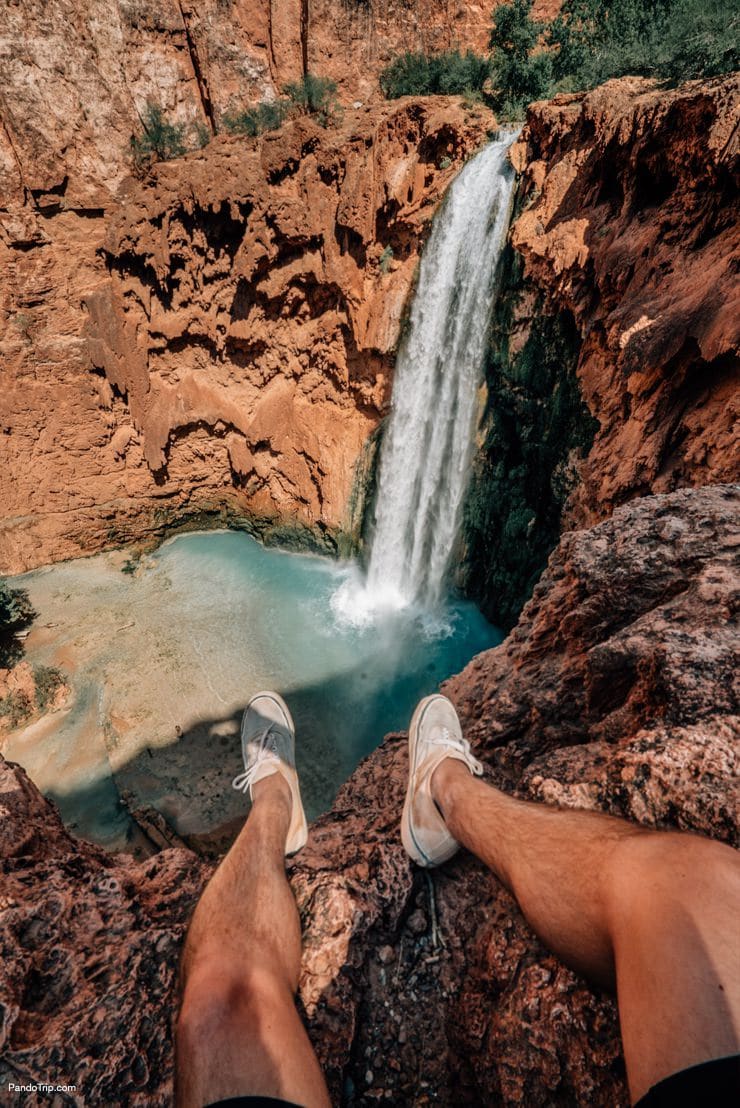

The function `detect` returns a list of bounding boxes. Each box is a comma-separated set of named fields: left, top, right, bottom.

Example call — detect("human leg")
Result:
left=176, top=695, right=330, bottom=1108
left=403, top=695, right=740, bottom=1103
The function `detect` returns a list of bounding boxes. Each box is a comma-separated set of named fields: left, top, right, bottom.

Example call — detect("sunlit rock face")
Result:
left=0, top=97, right=492, bottom=573
left=510, top=74, right=740, bottom=527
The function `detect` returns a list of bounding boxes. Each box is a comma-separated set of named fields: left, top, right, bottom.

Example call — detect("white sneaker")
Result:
left=232, top=691, right=308, bottom=856
left=401, top=694, right=483, bottom=867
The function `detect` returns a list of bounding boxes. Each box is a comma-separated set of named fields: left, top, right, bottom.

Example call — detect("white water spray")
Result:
left=334, top=132, right=519, bottom=625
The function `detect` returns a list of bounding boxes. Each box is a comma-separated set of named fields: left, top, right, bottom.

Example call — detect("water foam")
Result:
left=338, top=131, right=519, bottom=625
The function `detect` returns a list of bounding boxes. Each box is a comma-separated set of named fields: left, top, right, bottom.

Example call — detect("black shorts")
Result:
left=635, top=1055, right=739, bottom=1106
left=205, top=1100, right=301, bottom=1108
left=207, top=1056, right=740, bottom=1108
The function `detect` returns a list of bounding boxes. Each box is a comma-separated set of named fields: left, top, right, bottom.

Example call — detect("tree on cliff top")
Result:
left=489, top=0, right=552, bottom=115
left=379, top=50, right=492, bottom=99
left=549, top=0, right=739, bottom=88
left=380, top=0, right=738, bottom=115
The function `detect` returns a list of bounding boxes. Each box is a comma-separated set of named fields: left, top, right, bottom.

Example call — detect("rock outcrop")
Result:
left=459, top=72, right=739, bottom=630
left=2, top=484, right=737, bottom=1104
left=510, top=75, right=740, bottom=526
left=1, top=97, right=491, bottom=572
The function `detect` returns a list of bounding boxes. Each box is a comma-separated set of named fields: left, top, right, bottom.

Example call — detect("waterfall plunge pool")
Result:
left=5, top=531, right=501, bottom=851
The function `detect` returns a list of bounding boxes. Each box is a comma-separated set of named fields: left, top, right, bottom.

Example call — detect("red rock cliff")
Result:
left=1, top=97, right=492, bottom=571
left=510, top=75, right=740, bottom=524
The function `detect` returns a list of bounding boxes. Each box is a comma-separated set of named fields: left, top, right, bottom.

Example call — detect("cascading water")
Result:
left=334, top=131, right=519, bottom=624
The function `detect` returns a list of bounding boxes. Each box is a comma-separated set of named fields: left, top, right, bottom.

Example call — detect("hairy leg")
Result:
left=433, top=761, right=740, bottom=1103
left=176, top=774, right=330, bottom=1108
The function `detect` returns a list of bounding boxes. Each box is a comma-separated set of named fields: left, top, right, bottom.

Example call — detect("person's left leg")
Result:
left=175, top=694, right=330, bottom=1108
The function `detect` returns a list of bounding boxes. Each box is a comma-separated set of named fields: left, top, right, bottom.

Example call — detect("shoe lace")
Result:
left=232, top=724, right=281, bottom=793
left=431, top=726, right=484, bottom=775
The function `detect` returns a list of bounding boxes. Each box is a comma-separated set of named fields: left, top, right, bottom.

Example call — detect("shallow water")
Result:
left=5, top=531, right=501, bottom=850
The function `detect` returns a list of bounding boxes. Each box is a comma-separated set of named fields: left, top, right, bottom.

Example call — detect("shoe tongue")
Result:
left=249, top=754, right=281, bottom=790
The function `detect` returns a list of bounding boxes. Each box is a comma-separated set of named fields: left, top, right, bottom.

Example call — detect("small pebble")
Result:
left=407, top=909, right=427, bottom=935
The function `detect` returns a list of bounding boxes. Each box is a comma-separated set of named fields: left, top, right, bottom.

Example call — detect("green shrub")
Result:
left=380, top=50, right=491, bottom=99
left=223, top=75, right=340, bottom=138
left=548, top=0, right=739, bottom=89
left=379, top=245, right=394, bottom=273
left=222, top=98, right=288, bottom=136
left=130, top=103, right=187, bottom=169
left=33, top=664, right=66, bottom=711
left=0, top=579, right=34, bottom=668
left=282, top=74, right=340, bottom=126
left=0, top=689, right=32, bottom=729
left=379, top=1, right=738, bottom=123
left=193, top=120, right=212, bottom=149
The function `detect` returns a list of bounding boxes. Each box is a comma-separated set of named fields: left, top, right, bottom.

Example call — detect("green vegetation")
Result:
left=380, top=0, right=738, bottom=118
left=489, top=0, right=551, bottom=116
left=283, top=74, right=340, bottom=126
left=193, top=120, right=212, bottom=149
left=461, top=246, right=598, bottom=629
left=549, top=0, right=739, bottom=89
left=130, top=103, right=188, bottom=170
left=33, top=664, right=66, bottom=711
left=223, top=74, right=340, bottom=138
left=0, top=579, right=34, bottom=668
left=222, top=98, right=288, bottom=137
left=0, top=690, right=32, bottom=729
left=0, top=580, right=66, bottom=727
left=379, top=245, right=394, bottom=274
left=379, top=50, right=492, bottom=99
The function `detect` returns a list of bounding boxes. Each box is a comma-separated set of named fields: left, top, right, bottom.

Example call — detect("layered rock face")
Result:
left=2, top=484, right=737, bottom=1104
left=460, top=72, right=739, bottom=630
left=0, top=0, right=556, bottom=191
left=1, top=97, right=490, bottom=571
left=510, top=75, right=740, bottom=527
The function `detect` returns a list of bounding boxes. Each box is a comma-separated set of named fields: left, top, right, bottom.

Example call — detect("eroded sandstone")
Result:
left=1, top=98, right=491, bottom=572
left=510, top=75, right=740, bottom=525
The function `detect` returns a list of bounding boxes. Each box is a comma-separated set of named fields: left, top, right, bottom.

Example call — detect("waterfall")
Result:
left=334, top=131, right=519, bottom=624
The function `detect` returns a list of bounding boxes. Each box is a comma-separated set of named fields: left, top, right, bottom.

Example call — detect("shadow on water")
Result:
left=43, top=628, right=501, bottom=855
left=8, top=530, right=501, bottom=854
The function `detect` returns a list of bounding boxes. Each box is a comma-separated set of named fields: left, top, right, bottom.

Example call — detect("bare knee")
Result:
left=178, top=959, right=293, bottom=1054
left=603, top=828, right=740, bottom=937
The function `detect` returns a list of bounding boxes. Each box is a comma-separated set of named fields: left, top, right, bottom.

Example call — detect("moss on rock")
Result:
left=459, top=243, right=598, bottom=629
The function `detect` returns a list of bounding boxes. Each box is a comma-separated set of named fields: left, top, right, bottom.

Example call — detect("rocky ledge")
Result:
left=2, top=482, right=737, bottom=1105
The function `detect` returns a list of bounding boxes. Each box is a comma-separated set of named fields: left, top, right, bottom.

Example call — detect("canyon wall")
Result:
left=511, top=74, right=740, bottom=525
left=2, top=0, right=511, bottom=573
left=1, top=96, right=492, bottom=571
left=462, top=73, right=739, bottom=628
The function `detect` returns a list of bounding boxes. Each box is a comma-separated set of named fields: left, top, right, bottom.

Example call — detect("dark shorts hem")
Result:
left=205, top=1098, right=302, bottom=1108
left=634, top=1054, right=740, bottom=1106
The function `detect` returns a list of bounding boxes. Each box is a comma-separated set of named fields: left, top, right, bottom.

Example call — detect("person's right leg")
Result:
left=403, top=695, right=740, bottom=1104
left=176, top=692, right=330, bottom=1108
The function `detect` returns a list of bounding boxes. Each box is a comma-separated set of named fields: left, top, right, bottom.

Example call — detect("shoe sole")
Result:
left=401, top=694, right=459, bottom=868
left=245, top=690, right=308, bottom=856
